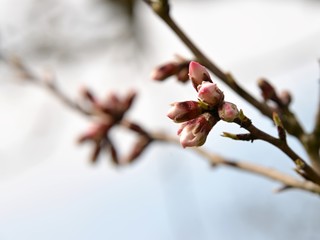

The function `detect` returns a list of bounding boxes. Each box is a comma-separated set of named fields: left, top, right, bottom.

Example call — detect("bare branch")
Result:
left=233, top=114, right=320, bottom=185
left=6, top=56, right=92, bottom=117
left=152, top=132, right=320, bottom=194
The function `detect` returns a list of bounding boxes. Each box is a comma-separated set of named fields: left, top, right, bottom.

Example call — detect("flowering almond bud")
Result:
left=188, top=61, right=212, bottom=90
left=177, top=113, right=218, bottom=148
left=218, top=101, right=239, bottom=122
left=126, top=136, right=152, bottom=163
left=77, top=122, right=111, bottom=143
left=279, top=90, right=292, bottom=106
left=176, top=67, right=189, bottom=83
left=91, top=142, right=102, bottom=163
left=197, top=82, right=224, bottom=107
left=123, top=90, right=137, bottom=112
left=151, top=62, right=179, bottom=81
left=258, top=78, right=276, bottom=101
left=167, top=101, right=202, bottom=123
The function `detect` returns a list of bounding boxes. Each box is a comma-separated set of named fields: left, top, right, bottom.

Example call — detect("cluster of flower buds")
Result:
left=167, top=61, right=240, bottom=147
left=78, top=88, right=152, bottom=164
left=80, top=87, right=136, bottom=122
left=258, top=78, right=292, bottom=107
left=151, top=56, right=190, bottom=83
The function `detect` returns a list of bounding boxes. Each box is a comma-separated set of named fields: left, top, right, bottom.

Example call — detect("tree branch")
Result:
left=232, top=115, right=320, bottom=185
left=152, top=132, right=320, bottom=194
left=144, top=1, right=305, bottom=141
left=4, top=53, right=320, bottom=194
left=305, top=68, right=320, bottom=171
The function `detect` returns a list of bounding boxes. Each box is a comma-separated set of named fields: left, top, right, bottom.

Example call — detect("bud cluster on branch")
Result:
left=77, top=88, right=155, bottom=164
left=167, top=61, right=239, bottom=148
left=2, top=0, right=320, bottom=195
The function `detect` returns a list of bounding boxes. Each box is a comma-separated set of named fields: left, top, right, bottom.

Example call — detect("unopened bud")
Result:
left=123, top=90, right=137, bottom=111
left=167, top=101, right=202, bottom=123
left=177, top=112, right=218, bottom=148
left=126, top=136, right=151, bottom=163
left=77, top=122, right=111, bottom=143
left=258, top=78, right=276, bottom=101
left=279, top=90, right=292, bottom=106
left=189, top=61, right=212, bottom=90
left=90, top=142, right=102, bottom=163
left=101, top=92, right=121, bottom=115
left=150, top=0, right=170, bottom=17
left=151, top=62, right=178, bottom=81
left=108, top=141, right=119, bottom=165
left=218, top=102, right=239, bottom=122
left=197, top=82, right=224, bottom=107
left=176, top=67, right=189, bottom=83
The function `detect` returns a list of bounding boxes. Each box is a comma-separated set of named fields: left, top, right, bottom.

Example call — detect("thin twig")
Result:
left=152, top=132, right=320, bottom=194
left=302, top=62, right=320, bottom=174
left=233, top=116, right=320, bottom=185
left=4, top=56, right=115, bottom=122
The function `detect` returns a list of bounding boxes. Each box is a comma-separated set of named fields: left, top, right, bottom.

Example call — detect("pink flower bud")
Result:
left=78, top=122, right=111, bottom=143
left=151, top=62, right=179, bottom=81
left=167, top=101, right=202, bottom=123
left=188, top=61, right=212, bottom=90
left=279, top=90, right=292, bottom=106
left=177, top=113, right=218, bottom=148
left=197, top=82, right=224, bottom=107
left=126, top=136, right=151, bottom=163
left=218, top=102, right=239, bottom=122
left=123, top=90, right=137, bottom=112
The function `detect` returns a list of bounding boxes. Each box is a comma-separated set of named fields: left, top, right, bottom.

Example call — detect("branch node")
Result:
left=222, top=132, right=256, bottom=142
left=146, top=0, right=170, bottom=18
left=273, top=112, right=287, bottom=142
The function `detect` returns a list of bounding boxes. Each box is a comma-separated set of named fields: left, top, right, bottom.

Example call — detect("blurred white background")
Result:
left=0, top=0, right=320, bottom=239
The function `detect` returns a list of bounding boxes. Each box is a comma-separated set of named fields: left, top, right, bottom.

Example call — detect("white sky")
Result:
left=0, top=0, right=320, bottom=239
